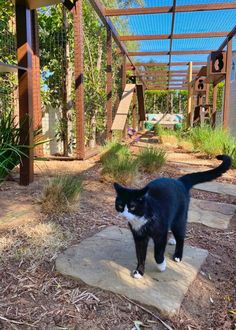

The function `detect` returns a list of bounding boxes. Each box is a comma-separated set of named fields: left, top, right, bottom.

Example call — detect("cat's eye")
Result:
left=129, top=205, right=136, bottom=211
left=117, top=205, right=123, bottom=210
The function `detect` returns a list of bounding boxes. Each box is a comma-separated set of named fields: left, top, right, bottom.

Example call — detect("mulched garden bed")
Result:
left=0, top=151, right=235, bottom=330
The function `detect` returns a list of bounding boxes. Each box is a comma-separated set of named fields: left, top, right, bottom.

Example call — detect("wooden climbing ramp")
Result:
left=111, top=84, right=136, bottom=131
left=111, top=83, right=146, bottom=131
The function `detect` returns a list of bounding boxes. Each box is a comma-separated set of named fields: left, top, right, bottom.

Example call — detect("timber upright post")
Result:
left=106, top=28, right=112, bottom=140
left=31, top=9, right=43, bottom=157
left=223, top=39, right=232, bottom=129
left=212, top=83, right=218, bottom=127
left=15, top=4, right=34, bottom=185
left=132, top=92, right=137, bottom=131
left=74, top=0, right=85, bottom=159
left=187, top=61, right=193, bottom=127
left=121, top=54, right=127, bottom=139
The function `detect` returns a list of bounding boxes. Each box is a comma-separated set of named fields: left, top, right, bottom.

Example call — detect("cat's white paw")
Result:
left=168, top=237, right=176, bottom=245
left=132, top=270, right=143, bottom=279
left=157, top=258, right=166, bottom=272
left=174, top=257, right=181, bottom=263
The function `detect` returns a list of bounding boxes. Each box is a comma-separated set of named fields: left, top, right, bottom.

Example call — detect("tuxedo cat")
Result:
left=114, top=155, right=231, bottom=279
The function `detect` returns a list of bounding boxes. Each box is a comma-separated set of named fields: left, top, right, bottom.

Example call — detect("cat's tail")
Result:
left=179, top=155, right=232, bottom=190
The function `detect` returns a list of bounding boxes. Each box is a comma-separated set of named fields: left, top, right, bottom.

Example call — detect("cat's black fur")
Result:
left=114, top=155, right=231, bottom=278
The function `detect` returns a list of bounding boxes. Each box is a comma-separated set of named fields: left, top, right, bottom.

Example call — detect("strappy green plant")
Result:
left=0, top=110, right=27, bottom=182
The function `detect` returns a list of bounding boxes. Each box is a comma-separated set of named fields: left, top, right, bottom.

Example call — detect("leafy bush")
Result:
left=136, top=147, right=166, bottom=173
left=100, top=142, right=138, bottom=185
left=223, top=143, right=236, bottom=169
left=0, top=111, right=26, bottom=182
left=189, top=126, right=231, bottom=156
left=40, top=175, right=83, bottom=215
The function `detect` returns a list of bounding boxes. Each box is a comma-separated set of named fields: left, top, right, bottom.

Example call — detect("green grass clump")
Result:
left=41, top=175, right=83, bottom=215
left=189, top=126, right=232, bottom=156
left=100, top=142, right=139, bottom=185
left=136, top=147, right=166, bottom=173
left=223, top=142, right=236, bottom=169
left=100, top=141, right=130, bottom=163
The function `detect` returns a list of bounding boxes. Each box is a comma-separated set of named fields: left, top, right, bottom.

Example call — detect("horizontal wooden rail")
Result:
left=105, top=3, right=236, bottom=16
left=120, top=32, right=228, bottom=41
left=128, top=50, right=213, bottom=56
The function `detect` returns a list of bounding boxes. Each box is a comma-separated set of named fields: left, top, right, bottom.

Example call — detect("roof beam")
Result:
left=128, top=50, right=212, bottom=56
left=127, top=62, right=206, bottom=67
left=218, top=25, right=236, bottom=51
left=120, top=32, right=228, bottom=41
left=105, top=3, right=236, bottom=16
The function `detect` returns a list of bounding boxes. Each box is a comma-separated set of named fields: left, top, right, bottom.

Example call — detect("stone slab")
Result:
left=189, top=198, right=236, bottom=229
left=56, top=226, right=208, bottom=316
left=195, top=182, right=236, bottom=197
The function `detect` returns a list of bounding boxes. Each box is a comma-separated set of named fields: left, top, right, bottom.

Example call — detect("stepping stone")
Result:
left=189, top=198, right=236, bottom=229
left=56, top=226, right=208, bottom=316
left=195, top=181, right=236, bottom=197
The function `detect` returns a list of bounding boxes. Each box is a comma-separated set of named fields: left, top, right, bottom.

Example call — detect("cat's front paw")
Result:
left=173, top=255, right=182, bottom=263
left=168, top=237, right=176, bottom=245
left=132, top=270, right=143, bottom=279
left=156, top=258, right=166, bottom=272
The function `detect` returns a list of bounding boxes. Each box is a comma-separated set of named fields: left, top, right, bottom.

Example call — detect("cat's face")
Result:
left=114, top=183, right=148, bottom=220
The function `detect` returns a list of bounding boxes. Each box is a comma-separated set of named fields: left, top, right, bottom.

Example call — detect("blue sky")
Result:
left=111, top=0, right=236, bottom=66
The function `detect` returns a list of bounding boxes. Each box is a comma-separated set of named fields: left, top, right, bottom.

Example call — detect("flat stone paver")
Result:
left=189, top=198, right=236, bottom=229
left=195, top=181, right=236, bottom=197
left=56, top=226, right=208, bottom=316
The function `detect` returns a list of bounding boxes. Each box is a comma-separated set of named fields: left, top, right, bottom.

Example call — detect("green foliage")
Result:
left=223, top=142, right=236, bottom=169
left=145, top=90, right=187, bottom=114
left=189, top=126, right=232, bottom=156
left=0, top=111, right=26, bottom=182
left=100, top=142, right=138, bottom=185
left=41, top=175, right=83, bottom=215
left=136, top=147, right=166, bottom=173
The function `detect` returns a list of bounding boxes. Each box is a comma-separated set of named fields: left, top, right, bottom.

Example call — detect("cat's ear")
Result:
left=113, top=182, right=124, bottom=193
left=137, top=186, right=148, bottom=197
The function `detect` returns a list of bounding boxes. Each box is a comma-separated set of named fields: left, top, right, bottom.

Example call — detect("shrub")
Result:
left=153, top=123, right=163, bottom=136
left=136, top=147, right=166, bottom=173
left=100, top=142, right=138, bottom=185
left=40, top=175, right=83, bottom=215
left=223, top=142, right=236, bottom=169
left=101, top=155, right=139, bottom=185
left=178, top=140, right=194, bottom=152
left=190, top=126, right=231, bottom=156
left=100, top=141, right=130, bottom=164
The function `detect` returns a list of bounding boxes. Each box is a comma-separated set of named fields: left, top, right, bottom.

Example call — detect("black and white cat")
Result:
left=114, top=155, right=231, bottom=279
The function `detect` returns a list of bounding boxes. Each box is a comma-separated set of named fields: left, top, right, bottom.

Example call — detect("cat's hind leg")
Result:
left=171, top=224, right=185, bottom=263
left=153, top=231, right=168, bottom=272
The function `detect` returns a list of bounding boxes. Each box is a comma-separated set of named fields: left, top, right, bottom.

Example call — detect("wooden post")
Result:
left=74, top=0, right=85, bottom=159
left=106, top=28, right=112, bottom=140
left=121, top=54, right=127, bottom=139
left=132, top=92, right=137, bottom=131
left=212, top=83, right=218, bottom=127
left=15, top=5, right=34, bottom=185
left=31, top=9, right=43, bottom=157
left=223, top=39, right=232, bottom=129
left=187, top=61, right=193, bottom=127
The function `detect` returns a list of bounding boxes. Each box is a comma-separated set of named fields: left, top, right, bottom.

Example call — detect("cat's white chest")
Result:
left=121, top=206, right=147, bottom=231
